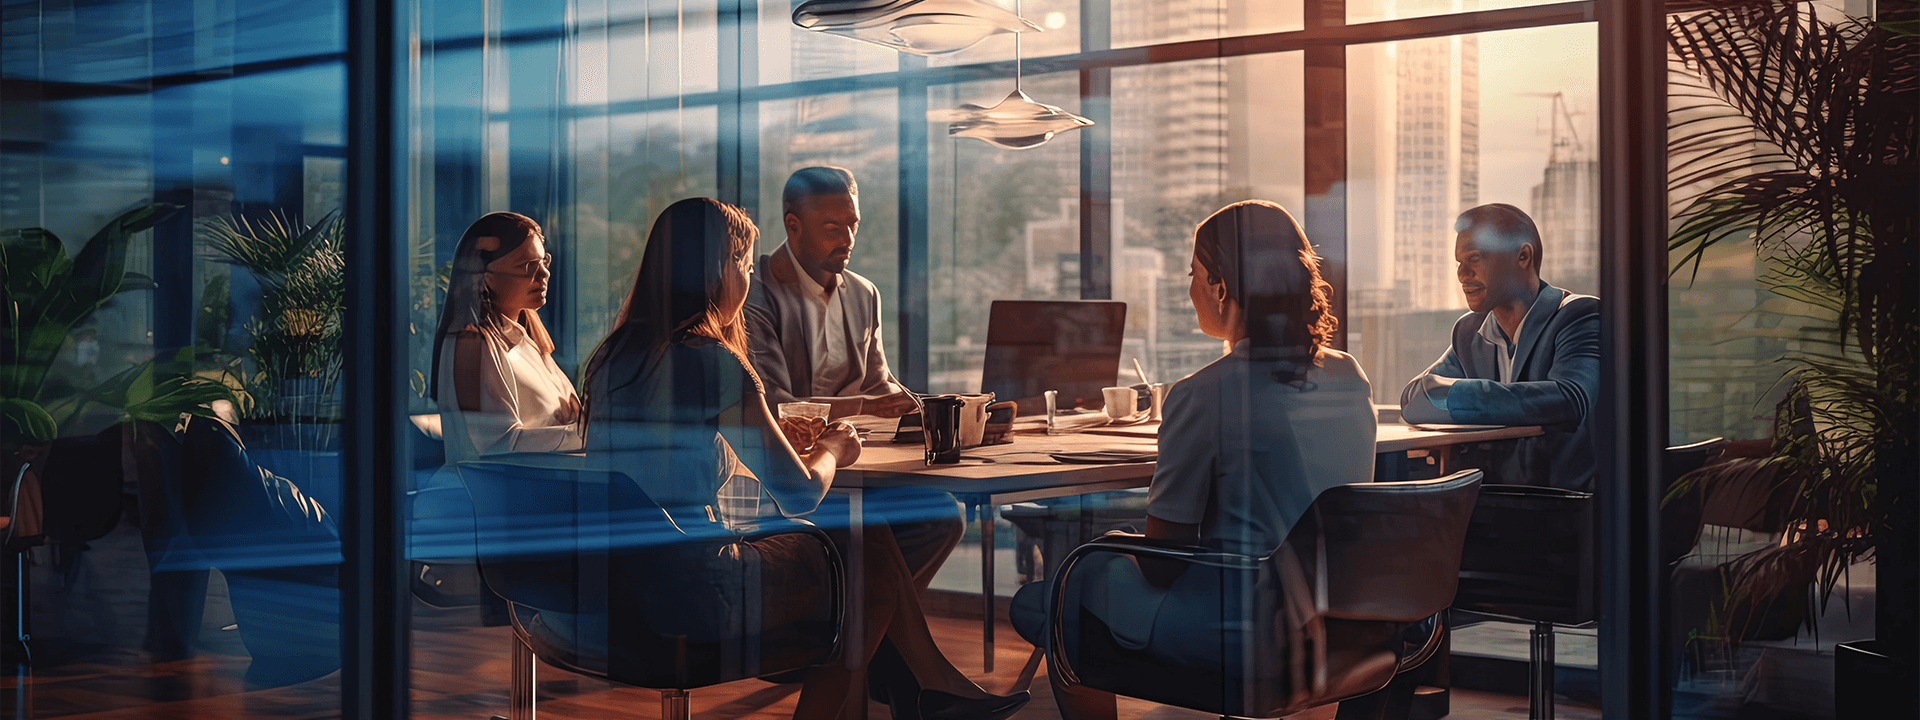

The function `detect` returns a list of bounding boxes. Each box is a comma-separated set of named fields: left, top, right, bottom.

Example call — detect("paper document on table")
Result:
left=1411, top=423, right=1506, bottom=432
left=1048, top=411, right=1114, bottom=432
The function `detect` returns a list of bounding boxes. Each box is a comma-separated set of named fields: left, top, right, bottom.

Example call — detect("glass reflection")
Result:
left=792, top=0, right=1042, bottom=56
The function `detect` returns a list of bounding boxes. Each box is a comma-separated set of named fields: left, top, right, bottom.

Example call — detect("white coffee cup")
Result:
left=1103, top=386, right=1136, bottom=420
left=958, top=393, right=993, bottom=447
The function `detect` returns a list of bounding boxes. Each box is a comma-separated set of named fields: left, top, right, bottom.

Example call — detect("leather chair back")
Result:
left=1049, top=470, right=1483, bottom=718
left=1455, top=484, right=1595, bottom=625
left=456, top=461, right=842, bottom=690
left=1661, top=438, right=1725, bottom=567
left=1295, top=471, right=1485, bottom=623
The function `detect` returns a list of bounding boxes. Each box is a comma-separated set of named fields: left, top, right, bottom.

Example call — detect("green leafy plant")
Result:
left=200, top=211, right=346, bottom=434
left=1, top=204, right=236, bottom=442
left=1666, top=0, right=1916, bottom=649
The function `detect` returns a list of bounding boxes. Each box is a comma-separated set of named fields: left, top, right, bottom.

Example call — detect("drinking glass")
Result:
left=777, top=401, right=832, bottom=453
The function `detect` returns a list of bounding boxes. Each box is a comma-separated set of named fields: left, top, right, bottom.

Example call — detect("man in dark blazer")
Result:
left=1399, top=203, right=1600, bottom=490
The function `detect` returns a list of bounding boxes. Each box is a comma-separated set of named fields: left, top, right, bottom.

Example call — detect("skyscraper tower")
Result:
left=1392, top=35, right=1481, bottom=312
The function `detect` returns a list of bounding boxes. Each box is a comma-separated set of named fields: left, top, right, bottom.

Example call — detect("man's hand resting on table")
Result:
left=856, top=390, right=920, bottom=419
left=1400, top=374, right=1457, bottom=425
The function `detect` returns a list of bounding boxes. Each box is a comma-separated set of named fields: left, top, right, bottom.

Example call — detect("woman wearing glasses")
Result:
left=431, top=211, right=584, bottom=461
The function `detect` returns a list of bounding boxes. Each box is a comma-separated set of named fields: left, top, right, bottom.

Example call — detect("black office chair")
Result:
left=1040, top=470, right=1483, bottom=719
left=455, top=462, right=844, bottom=720
left=1452, top=439, right=1726, bottom=720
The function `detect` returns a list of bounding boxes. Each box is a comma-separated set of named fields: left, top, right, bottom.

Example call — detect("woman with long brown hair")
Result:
left=431, top=211, right=582, bottom=461
left=582, top=197, right=1027, bottom=720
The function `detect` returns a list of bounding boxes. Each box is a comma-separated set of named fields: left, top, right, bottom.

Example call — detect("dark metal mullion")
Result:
left=342, top=0, right=409, bottom=716
left=1596, top=0, right=1669, bottom=717
left=147, top=0, right=200, bottom=355
left=1303, top=0, right=1348, bottom=351
left=1078, top=0, right=1113, bottom=301
left=898, top=55, right=930, bottom=390
left=716, top=0, right=756, bottom=209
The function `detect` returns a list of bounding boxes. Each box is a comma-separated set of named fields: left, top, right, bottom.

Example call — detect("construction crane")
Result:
left=1519, top=91, right=1587, bottom=164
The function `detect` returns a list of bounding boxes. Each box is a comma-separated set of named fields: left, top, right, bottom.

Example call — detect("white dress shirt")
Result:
left=780, top=245, right=860, bottom=397
left=436, top=318, right=584, bottom=462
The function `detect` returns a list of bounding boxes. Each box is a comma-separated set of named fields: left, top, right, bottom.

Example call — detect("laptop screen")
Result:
left=980, top=300, right=1128, bottom=416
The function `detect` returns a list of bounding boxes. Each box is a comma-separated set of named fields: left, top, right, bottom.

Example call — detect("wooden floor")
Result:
left=1, top=520, right=1604, bottom=719
left=4, top=599, right=1597, bottom=720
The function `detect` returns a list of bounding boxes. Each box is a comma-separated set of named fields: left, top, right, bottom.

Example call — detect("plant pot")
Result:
left=237, top=423, right=343, bottom=514
left=1835, top=639, right=1915, bottom=718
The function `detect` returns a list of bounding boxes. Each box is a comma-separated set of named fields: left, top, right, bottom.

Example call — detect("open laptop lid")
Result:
left=981, top=300, right=1128, bottom=416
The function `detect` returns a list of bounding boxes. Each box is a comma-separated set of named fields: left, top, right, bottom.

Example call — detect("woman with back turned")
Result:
left=1011, top=200, right=1378, bottom=720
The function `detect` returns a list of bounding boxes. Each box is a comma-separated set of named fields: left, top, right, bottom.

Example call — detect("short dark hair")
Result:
left=781, top=166, right=858, bottom=217
left=1454, top=203, right=1543, bottom=263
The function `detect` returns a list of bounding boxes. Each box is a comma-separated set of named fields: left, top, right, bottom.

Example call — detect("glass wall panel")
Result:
left=1346, top=23, right=1597, bottom=402
left=923, top=0, right=1082, bottom=67
left=3, top=0, right=346, bottom=715
left=1663, top=3, right=1890, bottom=717
left=1110, top=0, right=1302, bottom=49
left=1110, top=53, right=1304, bottom=384
left=925, top=71, right=1084, bottom=393
left=761, top=0, right=900, bottom=80
left=757, top=90, right=903, bottom=366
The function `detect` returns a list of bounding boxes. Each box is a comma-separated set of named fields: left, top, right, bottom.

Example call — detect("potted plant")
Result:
left=2, top=203, right=239, bottom=664
left=3, top=204, right=239, bottom=441
left=198, top=211, right=347, bottom=511
left=1665, top=0, right=1916, bottom=713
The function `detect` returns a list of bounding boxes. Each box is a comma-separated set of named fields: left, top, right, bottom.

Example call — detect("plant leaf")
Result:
left=0, top=397, right=58, bottom=442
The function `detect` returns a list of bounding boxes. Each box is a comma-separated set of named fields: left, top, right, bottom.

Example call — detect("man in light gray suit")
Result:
left=745, top=166, right=919, bottom=420
left=745, top=166, right=962, bottom=592
left=1400, top=203, right=1600, bottom=490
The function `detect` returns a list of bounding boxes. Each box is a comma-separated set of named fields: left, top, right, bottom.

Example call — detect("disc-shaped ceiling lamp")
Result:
left=792, top=0, right=1040, bottom=56
left=929, top=0, right=1091, bottom=150
left=932, top=88, right=1094, bottom=150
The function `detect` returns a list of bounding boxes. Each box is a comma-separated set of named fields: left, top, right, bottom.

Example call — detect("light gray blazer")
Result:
left=743, top=245, right=902, bottom=408
left=1399, top=282, right=1600, bottom=491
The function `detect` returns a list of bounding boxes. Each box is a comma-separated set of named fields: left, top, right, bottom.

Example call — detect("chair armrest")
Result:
left=1078, top=533, right=1256, bottom=568
left=1479, top=483, right=1592, bottom=500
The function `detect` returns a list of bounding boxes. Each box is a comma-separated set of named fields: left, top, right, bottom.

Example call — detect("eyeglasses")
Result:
left=493, top=254, right=554, bottom=277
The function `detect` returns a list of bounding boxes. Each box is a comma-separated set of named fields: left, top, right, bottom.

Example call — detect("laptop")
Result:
left=980, top=300, right=1128, bottom=416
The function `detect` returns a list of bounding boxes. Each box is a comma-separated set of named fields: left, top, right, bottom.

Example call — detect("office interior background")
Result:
left=2, top=0, right=1912, bottom=718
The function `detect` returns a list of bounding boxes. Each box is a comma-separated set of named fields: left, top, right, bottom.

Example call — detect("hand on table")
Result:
left=858, top=391, right=920, bottom=419
left=814, top=421, right=863, bottom=468
left=1415, top=374, right=1457, bottom=407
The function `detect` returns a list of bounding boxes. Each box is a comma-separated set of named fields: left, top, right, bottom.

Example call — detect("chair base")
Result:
left=503, top=629, right=696, bottom=720
left=1528, top=620, right=1554, bottom=720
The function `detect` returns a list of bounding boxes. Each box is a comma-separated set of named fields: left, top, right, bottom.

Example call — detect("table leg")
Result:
left=842, top=489, right=868, bottom=720
left=980, top=500, right=995, bottom=674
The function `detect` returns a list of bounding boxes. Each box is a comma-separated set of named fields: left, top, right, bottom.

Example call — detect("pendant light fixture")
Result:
left=930, top=0, right=1092, bottom=150
left=792, top=0, right=1040, bottom=56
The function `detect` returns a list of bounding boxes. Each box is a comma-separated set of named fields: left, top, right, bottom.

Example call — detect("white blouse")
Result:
left=436, top=319, right=584, bottom=463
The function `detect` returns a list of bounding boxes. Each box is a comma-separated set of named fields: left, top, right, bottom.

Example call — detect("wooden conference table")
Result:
left=832, top=416, right=1543, bottom=672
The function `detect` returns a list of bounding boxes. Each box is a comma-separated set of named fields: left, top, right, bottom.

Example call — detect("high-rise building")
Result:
left=1346, top=34, right=1481, bottom=392
left=1532, top=157, right=1599, bottom=296
left=1392, top=35, right=1480, bottom=312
